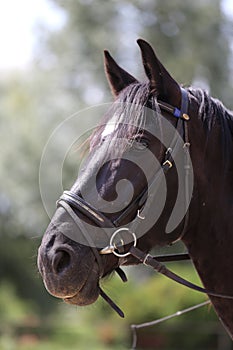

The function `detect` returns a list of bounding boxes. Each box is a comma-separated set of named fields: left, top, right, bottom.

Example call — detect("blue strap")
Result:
left=173, top=108, right=181, bottom=118
left=172, top=89, right=189, bottom=118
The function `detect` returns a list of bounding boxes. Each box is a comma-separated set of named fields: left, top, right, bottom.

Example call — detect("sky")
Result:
left=0, top=0, right=232, bottom=71
left=0, top=0, right=65, bottom=70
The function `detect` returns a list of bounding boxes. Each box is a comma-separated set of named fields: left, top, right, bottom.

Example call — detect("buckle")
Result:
left=163, top=160, right=173, bottom=169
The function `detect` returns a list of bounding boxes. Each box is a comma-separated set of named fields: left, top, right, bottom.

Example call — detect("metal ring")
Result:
left=183, top=142, right=190, bottom=149
left=110, top=228, right=137, bottom=258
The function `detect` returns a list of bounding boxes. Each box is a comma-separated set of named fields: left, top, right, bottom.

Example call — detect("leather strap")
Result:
left=181, top=87, right=189, bottom=116
left=130, top=246, right=233, bottom=300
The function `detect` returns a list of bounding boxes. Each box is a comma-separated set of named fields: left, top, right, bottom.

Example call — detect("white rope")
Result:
left=131, top=300, right=210, bottom=349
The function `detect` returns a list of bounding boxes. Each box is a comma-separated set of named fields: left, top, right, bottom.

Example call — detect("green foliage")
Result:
left=44, top=0, right=233, bottom=106
left=0, top=262, right=227, bottom=349
left=0, top=232, right=57, bottom=316
left=0, top=262, right=221, bottom=350
left=0, top=281, right=31, bottom=324
left=136, top=0, right=232, bottom=102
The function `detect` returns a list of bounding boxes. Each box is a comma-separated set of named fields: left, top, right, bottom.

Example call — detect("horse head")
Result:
left=37, top=39, right=197, bottom=311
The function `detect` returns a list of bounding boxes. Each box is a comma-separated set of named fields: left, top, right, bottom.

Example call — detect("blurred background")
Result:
left=1, top=0, right=233, bottom=349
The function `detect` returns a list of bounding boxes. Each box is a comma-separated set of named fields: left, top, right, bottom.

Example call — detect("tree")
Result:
left=40, top=0, right=233, bottom=106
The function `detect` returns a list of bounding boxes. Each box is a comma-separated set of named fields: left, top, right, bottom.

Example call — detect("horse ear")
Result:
left=137, top=39, right=181, bottom=106
left=104, top=50, right=138, bottom=97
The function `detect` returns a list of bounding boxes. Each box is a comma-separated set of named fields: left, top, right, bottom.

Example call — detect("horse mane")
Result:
left=188, top=87, right=233, bottom=168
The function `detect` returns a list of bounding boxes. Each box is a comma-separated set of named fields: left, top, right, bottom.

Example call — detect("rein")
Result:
left=99, top=231, right=233, bottom=317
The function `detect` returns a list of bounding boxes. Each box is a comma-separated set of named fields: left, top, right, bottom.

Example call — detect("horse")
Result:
left=38, top=39, right=233, bottom=338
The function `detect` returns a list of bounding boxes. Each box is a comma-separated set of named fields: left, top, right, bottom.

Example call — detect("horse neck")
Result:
left=184, top=98, right=233, bottom=261
left=182, top=103, right=233, bottom=336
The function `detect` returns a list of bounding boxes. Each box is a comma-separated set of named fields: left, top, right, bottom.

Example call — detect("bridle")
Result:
left=57, top=87, right=233, bottom=318
left=58, top=87, right=191, bottom=242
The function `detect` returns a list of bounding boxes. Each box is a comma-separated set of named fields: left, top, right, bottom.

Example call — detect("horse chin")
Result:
left=63, top=280, right=100, bottom=306
left=40, top=257, right=101, bottom=306
left=64, top=261, right=101, bottom=306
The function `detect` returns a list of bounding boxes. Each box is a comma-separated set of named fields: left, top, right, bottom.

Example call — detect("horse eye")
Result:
left=130, top=138, right=149, bottom=151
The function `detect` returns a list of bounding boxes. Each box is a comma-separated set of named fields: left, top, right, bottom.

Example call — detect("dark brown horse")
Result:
left=38, top=40, right=233, bottom=338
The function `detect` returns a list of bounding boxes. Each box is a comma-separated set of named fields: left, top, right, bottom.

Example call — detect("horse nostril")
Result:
left=52, top=249, right=72, bottom=274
